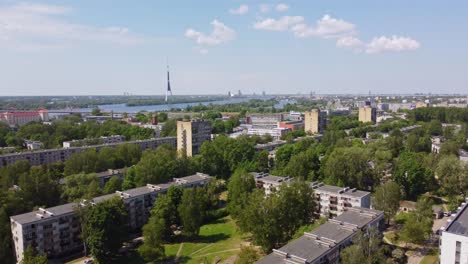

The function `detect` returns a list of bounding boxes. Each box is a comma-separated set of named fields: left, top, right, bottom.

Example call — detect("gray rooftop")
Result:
left=314, top=184, right=370, bottom=198
left=11, top=173, right=212, bottom=225
left=333, top=207, right=383, bottom=228
left=445, top=200, right=468, bottom=236
left=255, top=207, right=384, bottom=264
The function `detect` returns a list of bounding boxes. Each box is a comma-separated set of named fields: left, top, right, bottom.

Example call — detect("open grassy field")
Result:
left=165, top=215, right=247, bottom=264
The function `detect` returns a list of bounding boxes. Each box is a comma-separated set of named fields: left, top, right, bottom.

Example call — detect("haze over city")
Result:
left=0, top=0, right=467, bottom=96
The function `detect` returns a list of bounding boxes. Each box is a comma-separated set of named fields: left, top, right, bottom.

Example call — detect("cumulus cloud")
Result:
left=253, top=16, right=304, bottom=31
left=276, top=3, right=289, bottom=12
left=185, top=20, right=236, bottom=46
left=254, top=13, right=420, bottom=54
left=336, top=36, right=364, bottom=49
left=365, top=35, right=421, bottom=53
left=0, top=2, right=146, bottom=51
left=229, top=4, right=248, bottom=15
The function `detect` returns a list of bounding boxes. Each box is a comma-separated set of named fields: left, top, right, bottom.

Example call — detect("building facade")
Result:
left=439, top=198, right=468, bottom=264
left=256, top=207, right=384, bottom=264
left=10, top=173, right=212, bottom=262
left=63, top=135, right=125, bottom=148
left=0, top=137, right=176, bottom=168
left=277, top=120, right=304, bottom=131
left=358, top=107, right=377, bottom=123
left=177, top=119, right=211, bottom=157
left=246, top=127, right=290, bottom=140
left=304, top=109, right=326, bottom=134
left=252, top=173, right=371, bottom=217
left=247, top=114, right=284, bottom=128
left=0, top=110, right=49, bottom=126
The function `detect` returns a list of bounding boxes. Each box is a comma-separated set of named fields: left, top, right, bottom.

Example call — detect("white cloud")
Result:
left=254, top=13, right=420, bottom=54
left=336, top=36, right=364, bottom=49
left=185, top=20, right=236, bottom=46
left=253, top=16, right=304, bottom=31
left=229, top=4, right=249, bottom=15
left=291, top=14, right=355, bottom=38
left=276, top=3, right=289, bottom=12
left=0, top=2, right=146, bottom=51
left=365, top=35, right=420, bottom=53
left=259, top=4, right=271, bottom=13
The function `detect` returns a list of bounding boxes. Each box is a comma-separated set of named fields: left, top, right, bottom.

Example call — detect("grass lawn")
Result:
left=164, top=215, right=247, bottom=264
left=421, top=254, right=438, bottom=264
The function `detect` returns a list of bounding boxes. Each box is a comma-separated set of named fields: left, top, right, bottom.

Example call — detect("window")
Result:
left=455, top=241, right=461, bottom=264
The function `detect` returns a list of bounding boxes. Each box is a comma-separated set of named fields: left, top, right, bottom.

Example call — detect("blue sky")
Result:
left=0, top=0, right=467, bottom=95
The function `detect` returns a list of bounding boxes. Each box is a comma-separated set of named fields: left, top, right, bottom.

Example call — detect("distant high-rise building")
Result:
left=304, top=109, right=326, bottom=134
left=358, top=106, right=377, bottom=123
left=177, top=119, right=211, bottom=157
left=262, top=91, right=266, bottom=96
left=238, top=90, right=242, bottom=96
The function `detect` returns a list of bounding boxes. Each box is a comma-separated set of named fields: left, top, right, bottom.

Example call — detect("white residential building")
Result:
left=439, top=198, right=468, bottom=264
left=10, top=173, right=212, bottom=262
left=252, top=173, right=371, bottom=218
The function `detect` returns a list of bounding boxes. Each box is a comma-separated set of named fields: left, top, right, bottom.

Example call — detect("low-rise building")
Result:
left=0, top=110, right=49, bottom=126
left=439, top=198, right=468, bottom=264
left=96, top=168, right=126, bottom=188
left=10, top=173, right=212, bottom=262
left=25, top=140, right=44, bottom=150
left=246, top=127, right=290, bottom=140
left=252, top=173, right=371, bottom=217
left=256, top=207, right=384, bottom=264
left=0, top=137, right=176, bottom=168
left=247, top=114, right=284, bottom=128
left=63, top=135, right=125, bottom=148
left=277, top=120, right=304, bottom=131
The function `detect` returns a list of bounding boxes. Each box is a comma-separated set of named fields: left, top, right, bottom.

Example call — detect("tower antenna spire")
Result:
left=165, top=59, right=172, bottom=103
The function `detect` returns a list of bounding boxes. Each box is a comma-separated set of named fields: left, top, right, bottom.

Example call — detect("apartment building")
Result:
left=252, top=173, right=371, bottom=217
left=10, top=173, right=212, bottom=262
left=247, top=114, right=284, bottom=128
left=0, top=110, right=49, bottom=126
left=0, top=137, right=176, bottom=168
left=358, top=106, right=377, bottom=123
left=439, top=198, right=468, bottom=264
left=246, top=127, right=290, bottom=140
left=177, top=119, right=211, bottom=157
left=62, top=135, right=125, bottom=148
left=304, top=109, right=326, bottom=134
left=95, top=168, right=126, bottom=188
left=256, top=207, right=384, bottom=264
left=311, top=182, right=371, bottom=218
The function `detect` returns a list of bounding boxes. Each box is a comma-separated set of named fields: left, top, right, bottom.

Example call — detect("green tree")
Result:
left=436, top=155, right=467, bottom=196
left=134, top=146, right=178, bottom=185
left=138, top=212, right=166, bottom=262
left=236, top=246, right=259, bottom=264
left=227, top=168, right=256, bottom=220
left=372, top=181, right=401, bottom=224
left=323, top=146, right=375, bottom=189
left=103, top=176, right=122, bottom=194
left=239, top=181, right=316, bottom=251
left=400, top=196, right=433, bottom=244
left=256, top=150, right=270, bottom=172
left=161, top=119, right=177, bottom=137
left=18, top=166, right=61, bottom=208
left=20, top=246, right=48, bottom=264
left=394, top=151, right=434, bottom=200
left=83, top=197, right=129, bottom=263
left=62, top=173, right=102, bottom=201
left=340, top=228, right=385, bottom=264
left=178, top=188, right=204, bottom=238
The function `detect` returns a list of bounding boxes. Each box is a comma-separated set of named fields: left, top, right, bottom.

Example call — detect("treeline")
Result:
left=0, top=118, right=155, bottom=148
left=409, top=107, right=468, bottom=123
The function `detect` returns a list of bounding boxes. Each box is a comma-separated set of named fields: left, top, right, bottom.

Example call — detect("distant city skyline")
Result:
left=0, top=1, right=467, bottom=95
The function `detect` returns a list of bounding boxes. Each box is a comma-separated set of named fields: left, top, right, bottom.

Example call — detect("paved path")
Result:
left=195, top=248, right=241, bottom=258
left=190, top=243, right=215, bottom=256
left=175, top=243, right=184, bottom=260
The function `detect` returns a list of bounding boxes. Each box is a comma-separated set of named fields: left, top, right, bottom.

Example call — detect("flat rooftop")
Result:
left=256, top=207, right=383, bottom=264
left=444, top=200, right=468, bottom=237
left=313, top=184, right=370, bottom=198
left=11, top=173, right=212, bottom=225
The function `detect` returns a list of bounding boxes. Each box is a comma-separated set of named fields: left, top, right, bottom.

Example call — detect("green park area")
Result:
left=164, top=216, right=249, bottom=264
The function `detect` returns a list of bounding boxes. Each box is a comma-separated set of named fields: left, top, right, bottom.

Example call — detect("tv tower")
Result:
left=165, top=63, right=172, bottom=103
